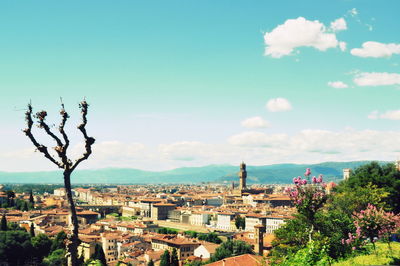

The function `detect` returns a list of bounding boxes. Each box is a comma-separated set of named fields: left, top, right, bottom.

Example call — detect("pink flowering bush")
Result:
left=285, top=168, right=328, bottom=223
left=354, top=204, right=400, bottom=244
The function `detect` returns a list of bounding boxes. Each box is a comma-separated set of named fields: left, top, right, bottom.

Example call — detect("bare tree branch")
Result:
left=23, top=104, right=63, bottom=169
left=71, top=100, right=95, bottom=171
left=59, top=101, right=72, bottom=168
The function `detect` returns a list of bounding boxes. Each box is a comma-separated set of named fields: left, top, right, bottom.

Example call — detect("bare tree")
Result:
left=23, top=100, right=95, bottom=266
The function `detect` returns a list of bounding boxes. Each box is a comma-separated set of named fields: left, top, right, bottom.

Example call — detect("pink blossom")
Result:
left=312, top=176, right=317, bottom=183
left=305, top=168, right=311, bottom=177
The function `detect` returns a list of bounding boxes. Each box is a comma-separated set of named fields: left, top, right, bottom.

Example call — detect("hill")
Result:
left=0, top=161, right=384, bottom=184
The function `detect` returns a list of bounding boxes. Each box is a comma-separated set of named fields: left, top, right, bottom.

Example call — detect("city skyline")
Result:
left=1, top=0, right=400, bottom=172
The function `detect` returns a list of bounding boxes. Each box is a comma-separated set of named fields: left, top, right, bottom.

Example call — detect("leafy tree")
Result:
left=160, top=250, right=171, bottom=266
left=0, top=230, right=34, bottom=265
left=171, top=248, right=179, bottom=266
left=91, top=243, right=107, bottom=266
left=30, top=223, right=35, bottom=237
left=235, top=216, right=245, bottom=230
left=42, top=248, right=66, bottom=266
left=23, top=100, right=95, bottom=266
left=22, top=201, right=29, bottom=211
left=51, top=230, right=67, bottom=252
left=29, top=190, right=34, bottom=204
left=209, top=240, right=253, bottom=262
left=340, top=162, right=400, bottom=213
left=147, top=259, right=155, bottom=266
left=198, top=232, right=222, bottom=244
left=1, top=215, right=7, bottom=231
left=6, top=190, right=15, bottom=207
left=32, top=233, right=52, bottom=260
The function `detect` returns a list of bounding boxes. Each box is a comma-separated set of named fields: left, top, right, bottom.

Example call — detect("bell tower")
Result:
left=239, top=161, right=247, bottom=191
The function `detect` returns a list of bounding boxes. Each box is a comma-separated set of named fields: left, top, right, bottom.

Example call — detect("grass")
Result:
left=333, top=242, right=400, bottom=266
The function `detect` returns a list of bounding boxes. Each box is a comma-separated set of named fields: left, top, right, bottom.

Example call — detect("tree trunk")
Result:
left=64, top=170, right=80, bottom=266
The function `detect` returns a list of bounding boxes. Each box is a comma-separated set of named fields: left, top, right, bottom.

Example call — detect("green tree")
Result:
left=32, top=233, right=52, bottom=260
left=0, top=215, right=7, bottom=231
left=51, top=230, right=67, bottom=252
left=171, top=248, right=179, bottom=266
left=22, top=201, right=29, bottom=211
left=235, top=216, right=245, bottom=230
left=340, top=162, right=400, bottom=213
left=147, top=259, right=155, bottom=266
left=30, top=223, right=35, bottom=237
left=0, top=230, right=34, bottom=265
left=29, top=190, right=35, bottom=209
left=6, top=190, right=15, bottom=207
left=42, top=248, right=66, bottom=266
left=91, top=243, right=107, bottom=266
left=160, top=250, right=171, bottom=266
left=209, top=240, right=253, bottom=262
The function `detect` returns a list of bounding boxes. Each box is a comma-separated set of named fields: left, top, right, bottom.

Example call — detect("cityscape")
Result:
left=1, top=1, right=400, bottom=266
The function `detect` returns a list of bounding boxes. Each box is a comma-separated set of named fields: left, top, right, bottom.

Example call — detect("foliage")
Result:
left=160, top=250, right=171, bottom=266
left=333, top=242, right=400, bottom=266
left=352, top=204, right=400, bottom=246
left=209, top=240, right=253, bottom=262
left=269, top=214, right=310, bottom=263
left=0, top=230, right=34, bottom=265
left=328, top=183, right=388, bottom=217
left=50, top=230, right=67, bottom=252
left=42, top=248, right=66, bottom=266
left=91, top=243, right=107, bottom=266
left=285, top=170, right=327, bottom=224
left=158, top=227, right=179, bottom=234
left=184, top=230, right=198, bottom=238
left=340, top=161, right=400, bottom=213
left=32, top=233, right=52, bottom=260
left=171, top=248, right=179, bottom=266
left=198, top=232, right=222, bottom=244
left=1, top=215, right=7, bottom=231
left=147, top=259, right=155, bottom=266
left=280, top=239, right=332, bottom=266
left=30, top=223, right=35, bottom=237
left=235, top=216, right=245, bottom=230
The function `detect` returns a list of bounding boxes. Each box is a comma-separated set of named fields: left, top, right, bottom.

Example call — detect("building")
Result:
left=254, top=224, right=265, bottom=255
left=53, top=188, right=66, bottom=197
left=207, top=254, right=264, bottom=266
left=245, top=214, right=267, bottom=233
left=190, top=211, right=210, bottom=226
left=239, top=162, right=247, bottom=192
left=151, top=203, right=176, bottom=220
left=193, top=242, right=219, bottom=259
left=216, top=213, right=236, bottom=231
left=151, top=235, right=201, bottom=260
left=343, top=168, right=352, bottom=180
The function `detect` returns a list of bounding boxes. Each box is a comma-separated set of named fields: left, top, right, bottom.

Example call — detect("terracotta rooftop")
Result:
left=207, top=254, right=264, bottom=266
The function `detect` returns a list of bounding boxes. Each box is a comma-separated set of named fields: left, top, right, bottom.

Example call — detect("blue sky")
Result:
left=1, top=0, right=400, bottom=171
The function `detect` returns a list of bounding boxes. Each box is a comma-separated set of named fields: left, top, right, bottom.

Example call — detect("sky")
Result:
left=1, top=0, right=400, bottom=172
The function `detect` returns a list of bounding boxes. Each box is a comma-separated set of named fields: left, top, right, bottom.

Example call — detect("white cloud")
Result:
left=330, top=18, right=347, bottom=32
left=348, top=8, right=358, bottom=17
left=351, top=41, right=400, bottom=58
left=328, top=81, right=349, bottom=89
left=228, top=131, right=288, bottom=147
left=367, top=111, right=379, bottom=119
left=4, top=128, right=400, bottom=172
left=263, top=17, right=344, bottom=58
left=241, top=116, right=269, bottom=129
left=353, top=72, right=400, bottom=86
left=369, top=110, right=400, bottom=120
left=339, top=41, right=347, bottom=51
left=159, top=141, right=207, bottom=161
left=266, top=98, right=292, bottom=112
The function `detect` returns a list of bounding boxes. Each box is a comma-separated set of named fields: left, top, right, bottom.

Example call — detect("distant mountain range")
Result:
left=0, top=161, right=385, bottom=184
